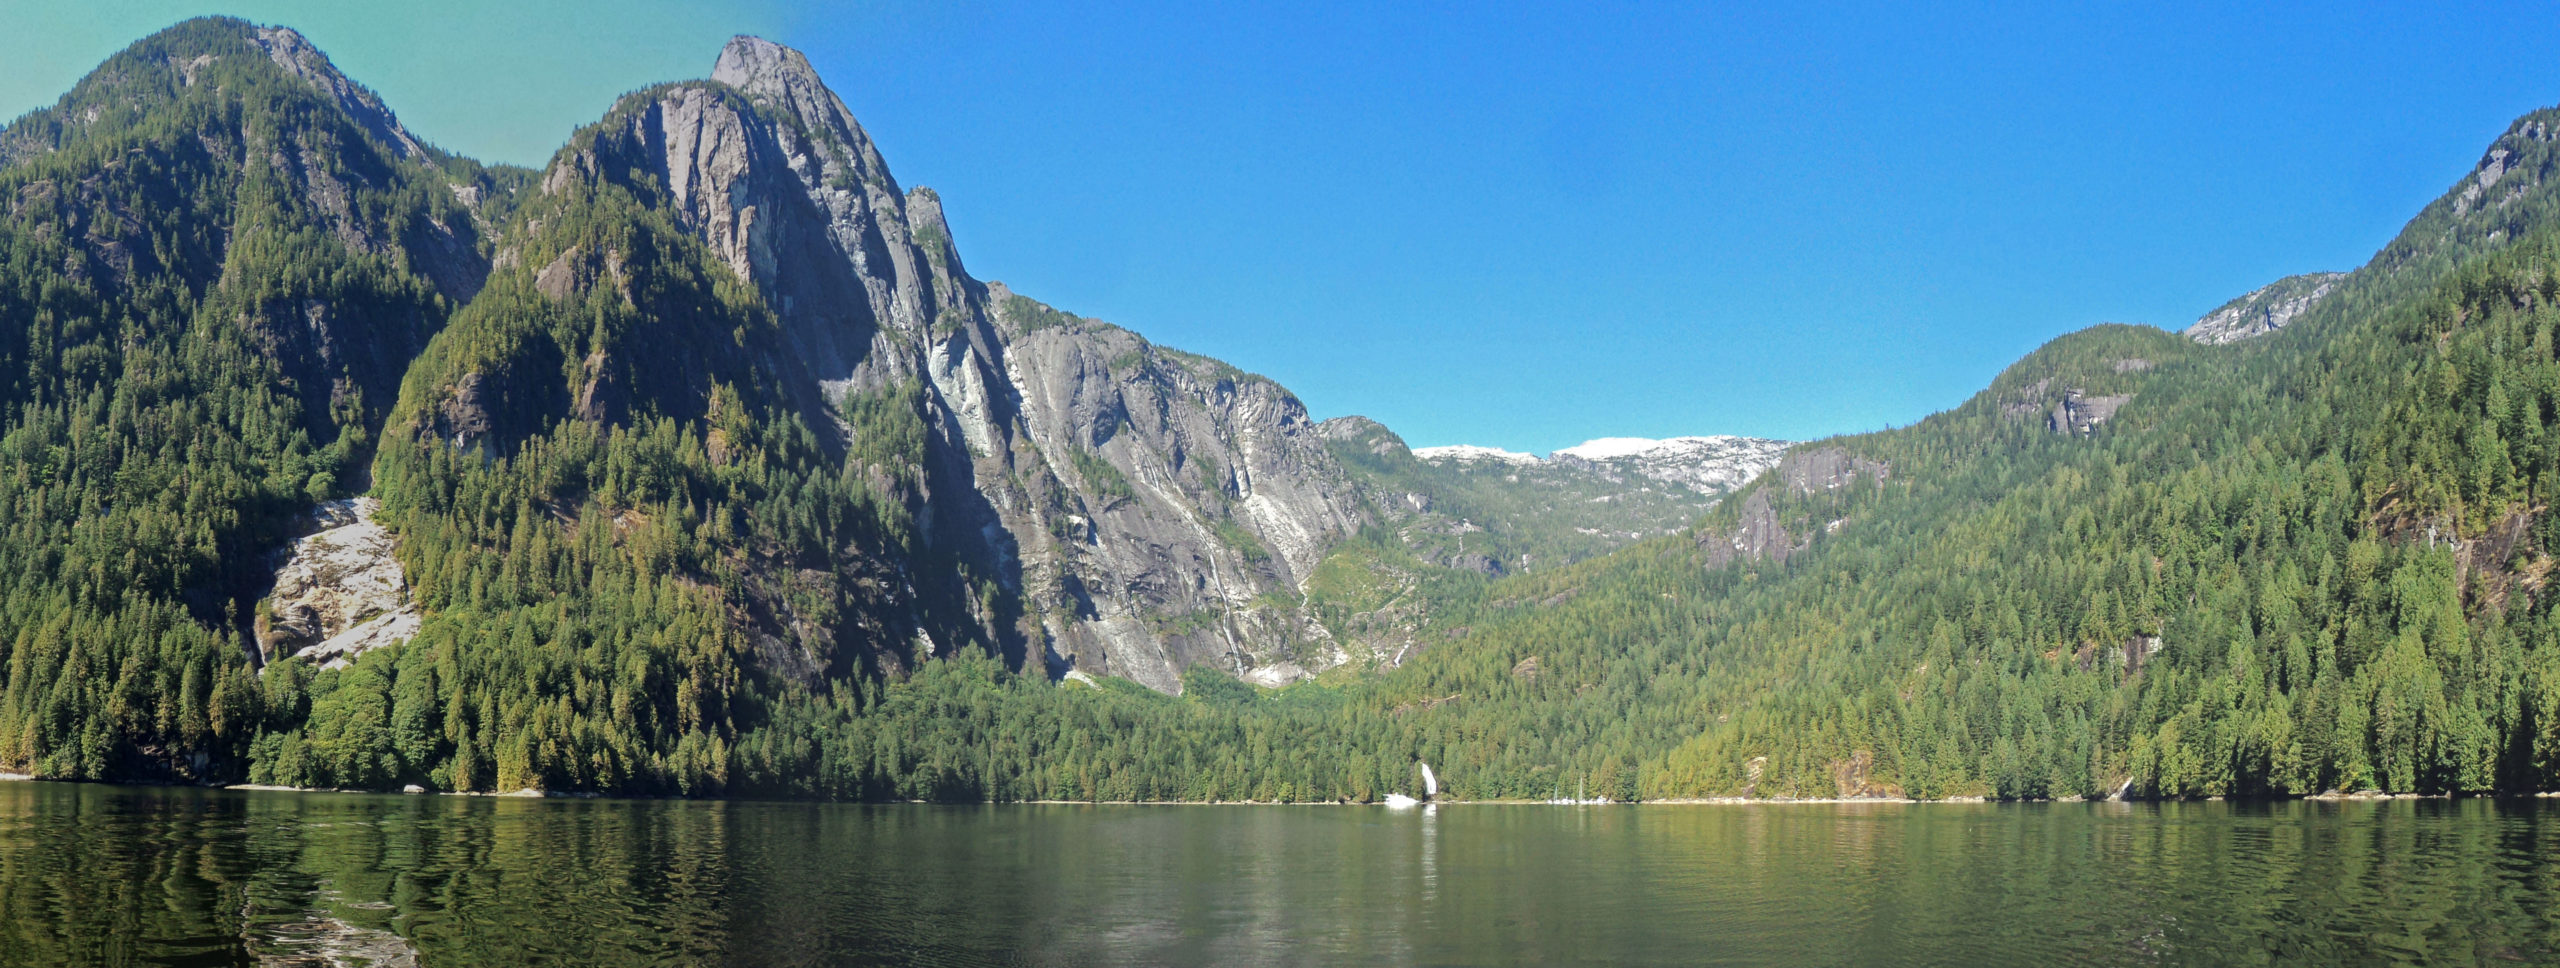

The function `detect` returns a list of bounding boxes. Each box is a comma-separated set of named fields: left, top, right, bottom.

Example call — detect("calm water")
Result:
left=1, top=783, right=2555, bottom=966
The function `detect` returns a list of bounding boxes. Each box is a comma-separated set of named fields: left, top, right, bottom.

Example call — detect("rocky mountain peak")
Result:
left=708, top=36, right=895, bottom=193
left=711, top=35, right=822, bottom=99
left=1315, top=416, right=1412, bottom=459
left=2, top=17, right=438, bottom=170
left=245, top=24, right=429, bottom=162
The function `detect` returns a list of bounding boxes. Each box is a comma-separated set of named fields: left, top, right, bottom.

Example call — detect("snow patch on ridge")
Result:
left=1417, top=434, right=1794, bottom=496
left=1558, top=436, right=1689, bottom=460
left=1412, top=444, right=1539, bottom=465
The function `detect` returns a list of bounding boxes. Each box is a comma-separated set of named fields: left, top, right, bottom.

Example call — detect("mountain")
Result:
left=747, top=98, right=2560, bottom=804
left=379, top=35, right=1394, bottom=699
left=0, top=21, right=1779, bottom=792
left=1547, top=435, right=1793, bottom=491
left=397, top=35, right=1766, bottom=698
left=12, top=19, right=2560, bottom=803
left=1385, top=432, right=1790, bottom=564
left=1410, top=434, right=1791, bottom=493
left=0, top=18, right=523, bottom=781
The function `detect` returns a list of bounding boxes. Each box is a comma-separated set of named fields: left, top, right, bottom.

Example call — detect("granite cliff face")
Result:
left=1694, top=446, right=1891, bottom=568
left=524, top=38, right=1372, bottom=691
left=2183, top=272, right=2344, bottom=345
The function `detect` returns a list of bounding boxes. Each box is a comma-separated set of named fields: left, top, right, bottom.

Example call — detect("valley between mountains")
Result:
left=7, top=17, right=2560, bottom=802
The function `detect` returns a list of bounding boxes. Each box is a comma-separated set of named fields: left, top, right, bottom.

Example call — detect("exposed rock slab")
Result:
left=1698, top=446, right=1889, bottom=568
left=259, top=498, right=417, bottom=669
left=2184, top=272, right=2344, bottom=345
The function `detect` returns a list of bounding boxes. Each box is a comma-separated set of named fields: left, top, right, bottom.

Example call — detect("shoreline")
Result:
left=8, top=773, right=2559, bottom=804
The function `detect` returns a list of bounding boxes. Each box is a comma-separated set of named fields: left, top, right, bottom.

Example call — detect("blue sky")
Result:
left=9, top=2, right=2560, bottom=450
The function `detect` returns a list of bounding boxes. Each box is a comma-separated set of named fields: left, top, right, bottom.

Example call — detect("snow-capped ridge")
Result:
left=1414, top=434, right=1792, bottom=496
left=1554, top=435, right=1767, bottom=461
left=1411, top=444, right=1540, bottom=465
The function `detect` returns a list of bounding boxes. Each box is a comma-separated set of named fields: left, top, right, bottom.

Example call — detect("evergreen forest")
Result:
left=8, top=18, right=2560, bottom=803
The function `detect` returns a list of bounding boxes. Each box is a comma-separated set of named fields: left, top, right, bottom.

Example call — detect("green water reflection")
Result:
left=0, top=783, right=2552, bottom=966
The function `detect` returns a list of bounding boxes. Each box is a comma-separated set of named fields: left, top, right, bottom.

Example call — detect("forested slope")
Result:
left=632, top=105, right=2560, bottom=803
left=0, top=19, right=508, bottom=781
left=1359, top=109, right=2560, bottom=800
left=10, top=19, right=2560, bottom=802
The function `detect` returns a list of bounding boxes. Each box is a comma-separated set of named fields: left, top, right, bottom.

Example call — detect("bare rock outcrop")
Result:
left=2183, top=272, right=2345, bottom=345
left=1697, top=446, right=1888, bottom=568
left=2046, top=389, right=2132, bottom=435
left=1999, top=376, right=2136, bottom=436
left=992, top=297, right=1368, bottom=692
left=258, top=498, right=418, bottom=670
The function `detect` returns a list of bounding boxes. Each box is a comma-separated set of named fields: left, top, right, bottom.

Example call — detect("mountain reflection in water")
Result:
left=0, top=783, right=2553, bottom=966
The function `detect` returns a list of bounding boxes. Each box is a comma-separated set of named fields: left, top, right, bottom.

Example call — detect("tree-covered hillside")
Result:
left=632, top=107, right=2560, bottom=803
left=621, top=192, right=2560, bottom=805
left=10, top=19, right=2560, bottom=803
left=251, top=81, right=955, bottom=793
left=0, top=18, right=507, bottom=782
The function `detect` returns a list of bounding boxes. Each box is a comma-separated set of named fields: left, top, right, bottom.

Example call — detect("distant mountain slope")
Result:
left=1409, top=435, right=1791, bottom=493
left=1549, top=435, right=1793, bottom=493
left=1275, top=423, right=1788, bottom=675
left=1337, top=105, right=2560, bottom=801
left=1389, top=432, right=1790, bottom=567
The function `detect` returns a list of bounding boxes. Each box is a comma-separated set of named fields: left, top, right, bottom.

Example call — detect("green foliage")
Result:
left=1003, top=293, right=1079, bottom=334
left=1353, top=232, right=2560, bottom=801
left=1069, top=445, right=1133, bottom=501
left=15, top=20, right=2560, bottom=807
left=0, top=16, right=492, bottom=782
left=1181, top=664, right=1258, bottom=705
left=1212, top=519, right=1271, bottom=564
left=841, top=380, right=929, bottom=478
